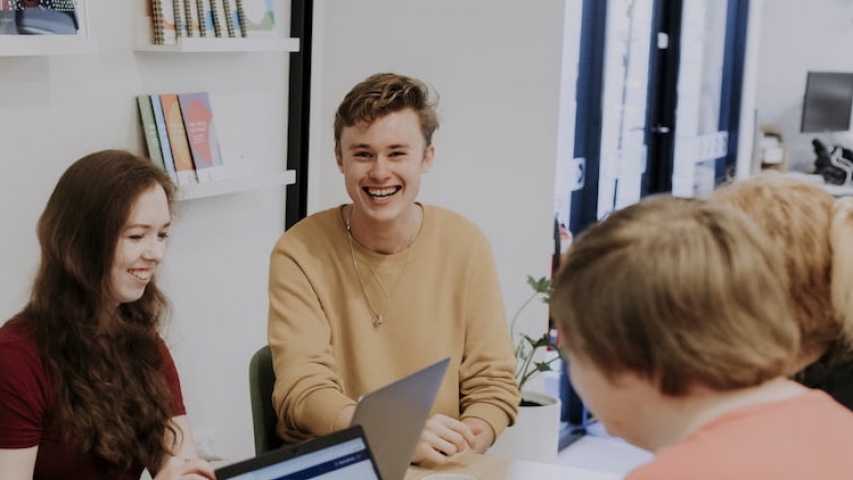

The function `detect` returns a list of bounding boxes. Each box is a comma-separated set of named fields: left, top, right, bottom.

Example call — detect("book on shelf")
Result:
left=195, top=0, right=210, bottom=37
left=221, top=0, right=236, bottom=38
left=153, top=0, right=178, bottom=44
left=181, top=0, right=198, bottom=37
left=208, top=0, right=224, bottom=37
left=241, top=0, right=275, bottom=37
left=178, top=92, right=225, bottom=182
left=149, top=95, right=178, bottom=183
left=160, top=94, right=198, bottom=185
left=171, top=0, right=184, bottom=39
left=137, top=95, right=166, bottom=172
left=1, top=0, right=79, bottom=35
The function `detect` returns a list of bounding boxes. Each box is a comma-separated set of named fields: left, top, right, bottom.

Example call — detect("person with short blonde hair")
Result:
left=552, top=196, right=853, bottom=479
left=713, top=174, right=853, bottom=409
left=268, top=73, right=519, bottom=465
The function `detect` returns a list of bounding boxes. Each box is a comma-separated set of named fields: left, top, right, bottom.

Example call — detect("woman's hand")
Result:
left=153, top=457, right=216, bottom=480
left=411, top=414, right=476, bottom=466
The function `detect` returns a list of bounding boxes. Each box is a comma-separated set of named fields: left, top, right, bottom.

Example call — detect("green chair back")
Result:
left=249, top=345, right=284, bottom=454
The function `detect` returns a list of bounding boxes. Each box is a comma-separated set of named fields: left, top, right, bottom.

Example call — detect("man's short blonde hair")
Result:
left=333, top=73, right=438, bottom=157
left=552, top=196, right=799, bottom=396
left=712, top=174, right=853, bottom=354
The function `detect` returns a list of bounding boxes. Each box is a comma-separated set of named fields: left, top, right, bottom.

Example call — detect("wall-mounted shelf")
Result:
left=176, top=170, right=296, bottom=201
left=134, top=17, right=299, bottom=53
left=0, top=34, right=97, bottom=57
left=135, top=36, right=299, bottom=53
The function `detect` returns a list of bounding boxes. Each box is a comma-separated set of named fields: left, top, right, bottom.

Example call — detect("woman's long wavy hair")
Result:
left=20, top=150, right=179, bottom=473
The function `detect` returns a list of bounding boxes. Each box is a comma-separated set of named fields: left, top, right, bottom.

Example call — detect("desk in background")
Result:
left=405, top=452, right=620, bottom=480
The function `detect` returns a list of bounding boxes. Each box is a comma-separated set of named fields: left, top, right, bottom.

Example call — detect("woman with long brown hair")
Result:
left=0, top=150, right=214, bottom=479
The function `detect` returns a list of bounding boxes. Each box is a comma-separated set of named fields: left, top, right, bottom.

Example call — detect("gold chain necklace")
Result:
left=344, top=206, right=419, bottom=328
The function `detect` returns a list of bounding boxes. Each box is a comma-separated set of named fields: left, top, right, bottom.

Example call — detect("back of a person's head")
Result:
left=712, top=174, right=853, bottom=355
left=552, top=196, right=799, bottom=396
left=333, top=72, right=439, bottom=156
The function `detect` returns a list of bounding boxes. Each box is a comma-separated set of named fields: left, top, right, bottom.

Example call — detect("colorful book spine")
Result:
left=149, top=95, right=178, bottom=183
left=137, top=95, right=166, bottom=172
left=195, top=0, right=209, bottom=37
left=221, top=0, right=236, bottom=38
left=160, top=94, right=197, bottom=185
left=178, top=92, right=225, bottom=182
left=209, top=0, right=224, bottom=37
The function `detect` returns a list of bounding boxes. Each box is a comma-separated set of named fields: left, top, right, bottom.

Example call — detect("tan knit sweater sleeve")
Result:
left=458, top=231, right=521, bottom=437
left=267, top=245, right=356, bottom=443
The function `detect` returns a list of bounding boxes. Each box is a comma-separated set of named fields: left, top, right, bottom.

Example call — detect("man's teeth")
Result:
left=129, top=270, right=151, bottom=281
left=367, top=187, right=398, bottom=197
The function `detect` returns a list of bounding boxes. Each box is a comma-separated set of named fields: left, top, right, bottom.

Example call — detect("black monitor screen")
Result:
left=801, top=72, right=853, bottom=133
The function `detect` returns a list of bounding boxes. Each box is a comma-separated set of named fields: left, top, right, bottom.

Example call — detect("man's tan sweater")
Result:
left=268, top=204, right=520, bottom=443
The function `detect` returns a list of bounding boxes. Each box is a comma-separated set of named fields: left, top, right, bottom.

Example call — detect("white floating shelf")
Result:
left=0, top=34, right=97, bottom=56
left=177, top=170, right=296, bottom=201
left=135, top=36, right=299, bottom=53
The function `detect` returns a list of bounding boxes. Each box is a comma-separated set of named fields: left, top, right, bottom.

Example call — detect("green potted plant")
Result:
left=489, top=275, right=563, bottom=462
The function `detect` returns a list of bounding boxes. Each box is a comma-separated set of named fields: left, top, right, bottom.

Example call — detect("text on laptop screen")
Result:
left=228, top=437, right=380, bottom=480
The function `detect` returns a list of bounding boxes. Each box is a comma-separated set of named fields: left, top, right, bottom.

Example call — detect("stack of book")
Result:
left=149, top=0, right=276, bottom=45
left=0, top=0, right=79, bottom=35
left=137, top=92, right=226, bottom=186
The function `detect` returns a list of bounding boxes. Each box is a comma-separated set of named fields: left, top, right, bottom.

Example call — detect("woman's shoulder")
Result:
left=0, top=315, right=38, bottom=355
left=0, top=315, right=48, bottom=389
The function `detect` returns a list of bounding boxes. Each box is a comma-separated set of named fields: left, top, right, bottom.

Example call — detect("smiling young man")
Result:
left=267, top=73, right=519, bottom=465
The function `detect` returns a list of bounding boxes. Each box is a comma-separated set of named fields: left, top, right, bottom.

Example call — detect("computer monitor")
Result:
left=801, top=71, right=853, bottom=133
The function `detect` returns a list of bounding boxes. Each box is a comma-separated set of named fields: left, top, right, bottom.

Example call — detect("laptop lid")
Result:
left=215, top=425, right=383, bottom=480
left=350, top=357, right=450, bottom=480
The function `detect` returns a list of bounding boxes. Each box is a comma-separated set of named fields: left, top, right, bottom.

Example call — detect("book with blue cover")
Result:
left=150, top=95, right=178, bottom=183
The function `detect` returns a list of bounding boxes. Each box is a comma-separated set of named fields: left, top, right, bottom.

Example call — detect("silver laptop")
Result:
left=350, top=357, right=450, bottom=480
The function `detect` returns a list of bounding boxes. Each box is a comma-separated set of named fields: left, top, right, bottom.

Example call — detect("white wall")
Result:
left=756, top=0, right=853, bottom=171
left=307, top=0, right=573, bottom=340
left=0, top=0, right=291, bottom=461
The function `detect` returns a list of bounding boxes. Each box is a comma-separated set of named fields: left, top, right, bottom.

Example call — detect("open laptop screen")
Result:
left=216, top=426, right=382, bottom=480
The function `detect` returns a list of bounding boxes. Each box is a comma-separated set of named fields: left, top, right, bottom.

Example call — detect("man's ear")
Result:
left=336, top=151, right=344, bottom=173
left=422, top=144, right=435, bottom=172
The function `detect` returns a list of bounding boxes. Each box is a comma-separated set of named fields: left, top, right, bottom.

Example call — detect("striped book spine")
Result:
left=195, top=0, right=207, bottom=36
left=183, top=0, right=194, bottom=36
left=222, top=0, right=236, bottom=38
left=209, top=0, right=222, bottom=37
left=172, top=0, right=184, bottom=39
left=151, top=0, right=165, bottom=44
left=235, top=0, right=246, bottom=37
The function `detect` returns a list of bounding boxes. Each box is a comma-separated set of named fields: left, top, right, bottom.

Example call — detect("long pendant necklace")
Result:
left=344, top=206, right=419, bottom=328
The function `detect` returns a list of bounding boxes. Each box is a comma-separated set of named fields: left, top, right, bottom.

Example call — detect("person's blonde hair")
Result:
left=333, top=73, right=439, bottom=157
left=712, top=174, right=853, bottom=355
left=552, top=196, right=799, bottom=396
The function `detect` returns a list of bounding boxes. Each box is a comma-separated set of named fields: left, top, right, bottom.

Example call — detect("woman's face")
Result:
left=110, top=184, right=171, bottom=305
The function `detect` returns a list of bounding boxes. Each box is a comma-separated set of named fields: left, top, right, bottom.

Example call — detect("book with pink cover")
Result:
left=160, top=94, right=197, bottom=185
left=178, top=92, right=225, bottom=182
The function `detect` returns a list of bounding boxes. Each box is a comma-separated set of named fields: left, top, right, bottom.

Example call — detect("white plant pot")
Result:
left=487, top=390, right=561, bottom=463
